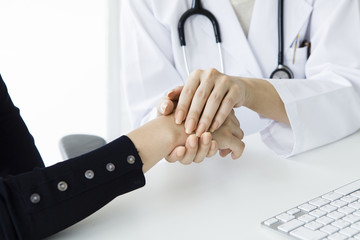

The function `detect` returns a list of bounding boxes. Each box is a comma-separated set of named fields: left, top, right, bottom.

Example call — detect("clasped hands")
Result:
left=157, top=68, right=248, bottom=164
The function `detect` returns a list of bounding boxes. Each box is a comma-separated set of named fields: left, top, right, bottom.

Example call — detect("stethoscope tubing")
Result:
left=178, top=0, right=224, bottom=75
left=178, top=0, right=293, bottom=79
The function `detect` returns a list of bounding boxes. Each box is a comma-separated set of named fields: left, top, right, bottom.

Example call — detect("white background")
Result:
left=0, top=0, right=110, bottom=166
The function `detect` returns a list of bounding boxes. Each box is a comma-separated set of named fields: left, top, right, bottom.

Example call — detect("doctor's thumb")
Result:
left=157, top=99, right=176, bottom=116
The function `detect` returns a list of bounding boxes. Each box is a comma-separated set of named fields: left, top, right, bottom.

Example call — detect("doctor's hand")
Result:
left=174, top=68, right=290, bottom=136
left=174, top=68, right=247, bottom=136
left=157, top=87, right=218, bottom=164
left=212, top=110, right=245, bottom=159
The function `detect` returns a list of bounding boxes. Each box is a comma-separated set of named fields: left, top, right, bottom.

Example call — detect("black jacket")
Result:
left=0, top=75, right=145, bottom=239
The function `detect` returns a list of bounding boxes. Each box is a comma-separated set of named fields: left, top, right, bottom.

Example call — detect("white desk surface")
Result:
left=48, top=130, right=360, bottom=240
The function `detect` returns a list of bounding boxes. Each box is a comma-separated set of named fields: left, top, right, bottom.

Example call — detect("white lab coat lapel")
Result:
left=198, top=0, right=263, bottom=77
left=249, top=0, right=313, bottom=77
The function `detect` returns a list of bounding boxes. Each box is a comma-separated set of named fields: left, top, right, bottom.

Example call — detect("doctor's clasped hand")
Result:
left=158, top=81, right=246, bottom=163
left=171, top=68, right=290, bottom=137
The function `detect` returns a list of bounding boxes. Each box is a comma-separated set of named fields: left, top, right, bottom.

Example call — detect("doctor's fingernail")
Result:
left=185, top=119, right=196, bottom=134
left=189, top=135, right=197, bottom=148
left=175, top=110, right=184, bottom=124
left=160, top=102, right=168, bottom=114
left=210, top=121, right=219, bottom=132
left=176, top=147, right=186, bottom=157
left=202, top=132, right=211, bottom=145
left=167, top=89, right=175, bottom=98
left=196, top=123, right=206, bottom=137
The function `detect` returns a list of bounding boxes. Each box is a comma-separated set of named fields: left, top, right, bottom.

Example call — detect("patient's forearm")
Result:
left=126, top=115, right=188, bottom=173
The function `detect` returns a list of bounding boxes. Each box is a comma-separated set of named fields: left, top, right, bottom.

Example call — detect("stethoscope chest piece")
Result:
left=270, top=64, right=294, bottom=79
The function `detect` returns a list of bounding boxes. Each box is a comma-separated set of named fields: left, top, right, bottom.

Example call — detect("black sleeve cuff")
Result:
left=0, top=135, right=145, bottom=240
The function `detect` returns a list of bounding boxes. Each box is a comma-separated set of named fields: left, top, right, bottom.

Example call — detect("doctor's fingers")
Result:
left=175, top=70, right=202, bottom=124
left=194, top=83, right=234, bottom=136
left=179, top=134, right=199, bottom=165
left=209, top=85, right=246, bottom=132
left=157, top=98, right=176, bottom=116
left=165, top=146, right=186, bottom=163
left=167, top=86, right=183, bottom=101
left=207, top=140, right=218, bottom=158
left=166, top=137, right=217, bottom=164
left=193, top=132, right=213, bottom=163
left=185, top=83, right=227, bottom=135
left=220, top=137, right=245, bottom=160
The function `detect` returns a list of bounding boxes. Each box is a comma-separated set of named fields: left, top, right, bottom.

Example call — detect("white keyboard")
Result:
left=262, top=179, right=360, bottom=240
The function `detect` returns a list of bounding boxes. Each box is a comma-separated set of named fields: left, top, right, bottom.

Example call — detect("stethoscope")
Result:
left=178, top=0, right=294, bottom=79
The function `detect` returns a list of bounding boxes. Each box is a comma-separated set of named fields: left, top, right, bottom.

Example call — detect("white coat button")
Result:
left=30, top=193, right=41, bottom=204
left=127, top=155, right=135, bottom=164
left=106, top=163, right=115, bottom=172
left=57, top=181, right=68, bottom=191
left=85, top=170, right=95, bottom=179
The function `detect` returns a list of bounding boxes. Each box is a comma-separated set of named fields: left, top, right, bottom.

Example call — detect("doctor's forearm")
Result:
left=242, top=78, right=290, bottom=125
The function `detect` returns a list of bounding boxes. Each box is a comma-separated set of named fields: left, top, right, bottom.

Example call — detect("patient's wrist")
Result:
left=157, top=114, right=187, bottom=151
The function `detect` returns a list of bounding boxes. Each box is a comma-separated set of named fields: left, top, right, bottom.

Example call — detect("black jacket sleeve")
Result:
left=0, top=75, right=146, bottom=239
left=0, top=75, right=44, bottom=177
left=0, top=136, right=145, bottom=240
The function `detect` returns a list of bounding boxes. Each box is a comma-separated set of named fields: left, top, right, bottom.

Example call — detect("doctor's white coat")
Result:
left=120, top=0, right=360, bottom=157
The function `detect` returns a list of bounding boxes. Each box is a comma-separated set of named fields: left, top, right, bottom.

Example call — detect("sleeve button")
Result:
left=57, top=181, right=68, bottom=191
left=127, top=155, right=136, bottom=164
left=30, top=193, right=41, bottom=204
left=85, top=170, right=95, bottom=179
left=106, top=163, right=115, bottom=172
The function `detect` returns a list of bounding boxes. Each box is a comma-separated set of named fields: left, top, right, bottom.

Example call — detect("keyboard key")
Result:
left=317, top=216, right=335, bottom=225
left=305, top=221, right=323, bottom=230
left=351, top=191, right=360, bottom=198
left=331, top=200, right=348, bottom=208
left=323, top=192, right=343, bottom=201
left=343, top=214, right=360, bottom=224
left=328, top=232, right=349, bottom=240
left=354, top=232, right=360, bottom=239
left=351, top=222, right=360, bottom=230
left=340, top=227, right=359, bottom=237
left=332, top=219, right=351, bottom=229
left=335, top=180, right=360, bottom=196
left=287, top=208, right=301, bottom=215
left=320, top=225, right=339, bottom=234
left=309, top=198, right=331, bottom=207
left=321, top=204, right=338, bottom=213
left=349, top=202, right=360, bottom=210
left=310, top=209, right=327, bottom=218
left=290, top=227, right=328, bottom=240
left=338, top=206, right=356, bottom=215
left=278, top=219, right=304, bottom=233
left=298, top=214, right=316, bottom=223
left=341, top=195, right=358, bottom=203
left=328, top=211, right=346, bottom=220
left=299, top=203, right=317, bottom=212
left=276, top=213, right=295, bottom=222
left=354, top=211, right=360, bottom=217
left=263, top=218, right=278, bottom=226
